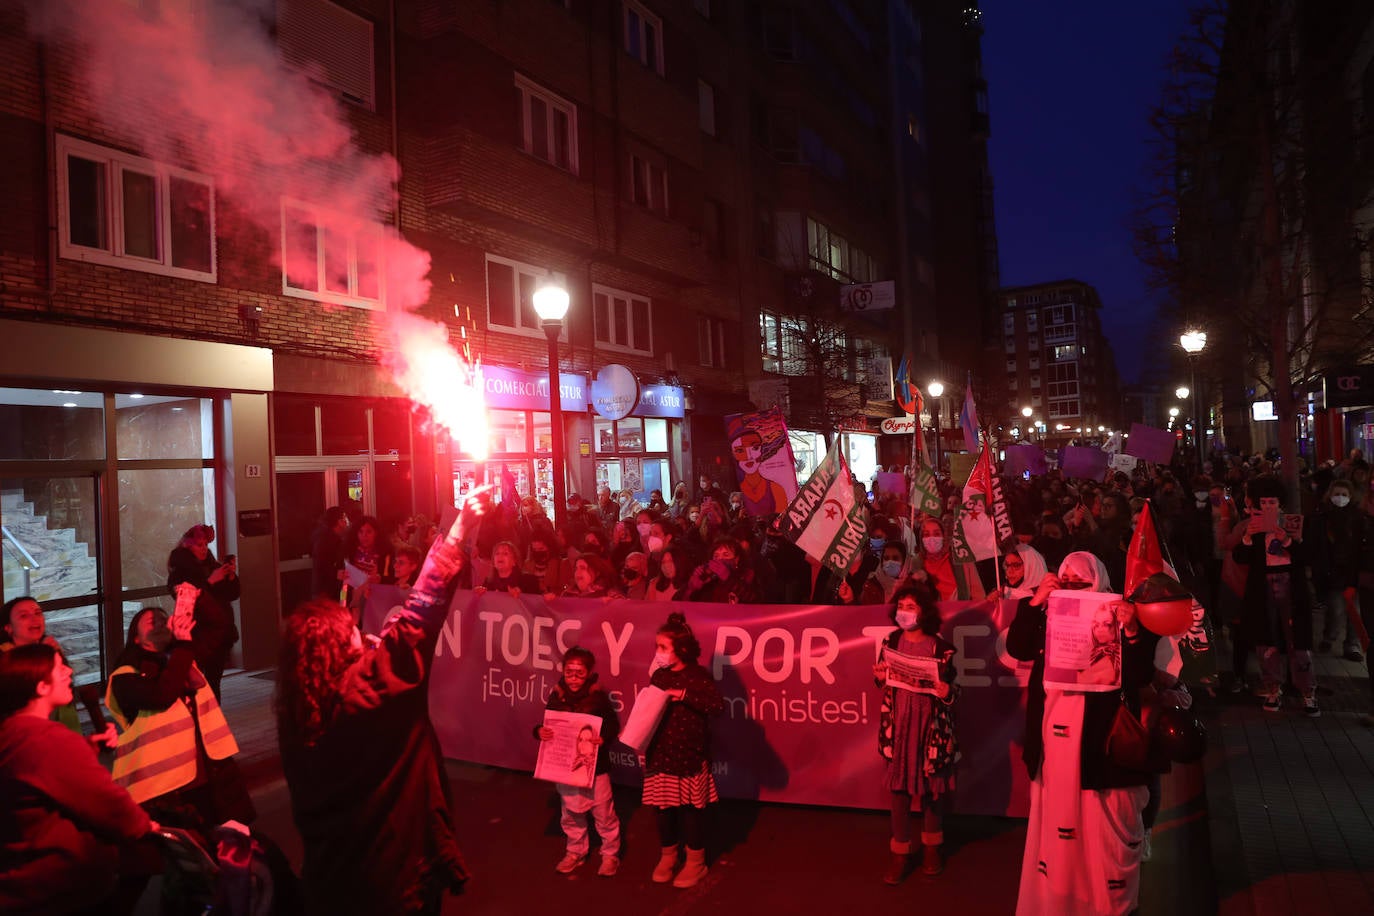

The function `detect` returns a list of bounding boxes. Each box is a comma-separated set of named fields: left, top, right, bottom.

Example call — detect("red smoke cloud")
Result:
left=30, top=0, right=477, bottom=437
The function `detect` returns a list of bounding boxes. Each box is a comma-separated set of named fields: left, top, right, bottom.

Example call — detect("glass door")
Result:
left=275, top=462, right=369, bottom=615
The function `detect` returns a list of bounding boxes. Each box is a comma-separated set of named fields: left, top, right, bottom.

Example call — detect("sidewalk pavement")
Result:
left=205, top=669, right=1219, bottom=915
left=1206, top=640, right=1374, bottom=915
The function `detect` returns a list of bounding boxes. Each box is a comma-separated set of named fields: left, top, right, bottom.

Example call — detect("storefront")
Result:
left=589, top=367, right=686, bottom=500
left=451, top=365, right=588, bottom=518
left=787, top=427, right=880, bottom=489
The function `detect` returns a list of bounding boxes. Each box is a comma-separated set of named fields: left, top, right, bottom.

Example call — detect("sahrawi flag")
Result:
left=780, top=438, right=868, bottom=575
left=951, top=443, right=1010, bottom=564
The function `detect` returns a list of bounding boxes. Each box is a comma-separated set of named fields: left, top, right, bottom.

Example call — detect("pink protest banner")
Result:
left=408, top=591, right=1034, bottom=817
left=1125, top=422, right=1176, bottom=464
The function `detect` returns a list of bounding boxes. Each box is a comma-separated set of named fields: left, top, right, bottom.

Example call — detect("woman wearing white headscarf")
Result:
left=1002, top=544, right=1049, bottom=600
left=1007, top=550, right=1157, bottom=916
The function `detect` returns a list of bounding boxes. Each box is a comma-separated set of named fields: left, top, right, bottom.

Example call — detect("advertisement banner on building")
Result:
left=483, top=366, right=588, bottom=412
left=839, top=279, right=896, bottom=311
left=409, top=590, right=1032, bottom=816
left=723, top=406, right=800, bottom=517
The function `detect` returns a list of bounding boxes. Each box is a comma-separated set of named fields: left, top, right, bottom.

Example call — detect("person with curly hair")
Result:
left=643, top=612, right=726, bottom=888
left=276, top=490, right=490, bottom=915
left=872, top=582, right=958, bottom=883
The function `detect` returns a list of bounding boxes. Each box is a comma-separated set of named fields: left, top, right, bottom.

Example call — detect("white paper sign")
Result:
left=1044, top=590, right=1122, bottom=692
left=343, top=560, right=371, bottom=589
left=534, top=711, right=602, bottom=789
left=618, top=685, right=670, bottom=753
left=882, top=647, right=942, bottom=695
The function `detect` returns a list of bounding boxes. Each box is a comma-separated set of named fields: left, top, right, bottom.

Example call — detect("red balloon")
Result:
left=1136, top=598, right=1193, bottom=637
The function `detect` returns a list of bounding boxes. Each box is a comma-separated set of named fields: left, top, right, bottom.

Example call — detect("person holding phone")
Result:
left=166, top=523, right=239, bottom=699
left=1233, top=476, right=1318, bottom=716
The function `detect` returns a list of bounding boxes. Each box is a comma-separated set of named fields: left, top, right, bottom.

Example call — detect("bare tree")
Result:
left=1135, top=0, right=1374, bottom=494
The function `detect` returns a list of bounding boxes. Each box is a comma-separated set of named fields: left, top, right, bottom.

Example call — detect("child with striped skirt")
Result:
left=643, top=612, right=725, bottom=888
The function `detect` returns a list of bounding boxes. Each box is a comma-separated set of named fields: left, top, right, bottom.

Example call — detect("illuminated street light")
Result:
left=927, top=381, right=945, bottom=471
left=1175, top=386, right=1189, bottom=400
left=1169, top=407, right=1180, bottom=417
left=532, top=284, right=571, bottom=526
left=1021, top=406, right=1033, bottom=418
left=1179, top=330, right=1207, bottom=470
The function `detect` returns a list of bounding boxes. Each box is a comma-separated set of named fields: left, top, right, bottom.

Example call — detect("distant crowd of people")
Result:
left=3, top=445, right=1371, bottom=914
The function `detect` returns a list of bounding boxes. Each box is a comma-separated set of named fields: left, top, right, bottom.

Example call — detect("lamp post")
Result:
left=928, top=381, right=945, bottom=474
left=1020, top=406, right=1033, bottom=443
left=1180, top=330, right=1207, bottom=471
left=533, top=284, right=570, bottom=528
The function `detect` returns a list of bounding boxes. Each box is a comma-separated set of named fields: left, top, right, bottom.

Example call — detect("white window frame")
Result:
left=56, top=134, right=217, bottom=283
left=699, top=315, right=727, bottom=367
left=623, top=0, right=665, bottom=75
left=484, top=253, right=568, bottom=340
left=592, top=284, right=653, bottom=355
left=515, top=75, right=579, bottom=174
left=630, top=153, right=669, bottom=214
left=280, top=200, right=386, bottom=310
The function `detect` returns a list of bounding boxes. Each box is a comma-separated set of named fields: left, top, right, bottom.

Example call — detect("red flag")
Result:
left=1125, top=500, right=1165, bottom=597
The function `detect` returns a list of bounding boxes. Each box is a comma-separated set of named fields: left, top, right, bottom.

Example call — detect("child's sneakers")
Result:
left=597, top=855, right=620, bottom=877
left=1303, top=695, right=1321, bottom=718
left=1262, top=693, right=1281, bottom=713
left=555, top=852, right=586, bottom=874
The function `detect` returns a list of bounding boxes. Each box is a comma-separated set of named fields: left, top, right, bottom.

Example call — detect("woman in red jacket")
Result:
left=0, top=643, right=155, bottom=915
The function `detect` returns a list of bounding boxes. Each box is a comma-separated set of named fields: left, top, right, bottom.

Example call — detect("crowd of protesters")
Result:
left=5, top=443, right=1372, bottom=914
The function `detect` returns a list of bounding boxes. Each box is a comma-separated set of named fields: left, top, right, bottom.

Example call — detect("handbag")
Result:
left=1105, top=690, right=1157, bottom=772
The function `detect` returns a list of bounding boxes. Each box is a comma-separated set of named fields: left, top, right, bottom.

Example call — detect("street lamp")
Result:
left=1179, top=330, right=1207, bottom=470
left=1175, top=386, right=1190, bottom=400
left=533, top=284, right=570, bottom=527
left=928, top=381, right=945, bottom=473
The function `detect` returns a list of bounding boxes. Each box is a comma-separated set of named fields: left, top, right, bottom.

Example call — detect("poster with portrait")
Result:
left=534, top=711, right=603, bottom=789
left=724, top=406, right=800, bottom=517
left=1043, top=590, right=1123, bottom=692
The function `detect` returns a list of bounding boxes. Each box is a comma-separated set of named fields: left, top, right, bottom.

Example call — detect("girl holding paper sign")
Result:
left=643, top=612, right=725, bottom=889
left=872, top=582, right=959, bottom=883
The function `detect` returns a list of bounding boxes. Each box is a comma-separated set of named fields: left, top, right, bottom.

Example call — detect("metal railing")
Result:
left=2, top=525, right=39, bottom=595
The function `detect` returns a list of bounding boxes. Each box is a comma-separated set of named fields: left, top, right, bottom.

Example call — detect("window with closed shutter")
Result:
left=278, top=0, right=376, bottom=111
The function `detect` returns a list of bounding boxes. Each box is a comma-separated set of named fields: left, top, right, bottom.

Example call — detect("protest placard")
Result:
left=1124, top=423, right=1176, bottom=464
left=534, top=711, right=603, bottom=789
left=1061, top=446, right=1110, bottom=482
left=618, top=685, right=669, bottom=753
left=1044, top=590, right=1122, bottom=692
left=882, top=646, right=942, bottom=695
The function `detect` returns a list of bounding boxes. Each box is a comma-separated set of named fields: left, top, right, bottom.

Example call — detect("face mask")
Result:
left=619, top=494, right=630, bottom=505
left=923, top=536, right=944, bottom=555
left=869, top=538, right=885, bottom=552
left=647, top=536, right=665, bottom=554
left=652, top=650, right=673, bottom=671
left=636, top=522, right=651, bottom=540
left=1332, top=494, right=1351, bottom=508
left=1193, top=491, right=1208, bottom=502
left=688, top=514, right=700, bottom=524
left=882, top=560, right=903, bottom=578
left=895, top=610, right=920, bottom=631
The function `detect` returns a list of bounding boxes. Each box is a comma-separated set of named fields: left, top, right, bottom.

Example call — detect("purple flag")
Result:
left=1003, top=444, right=1048, bottom=478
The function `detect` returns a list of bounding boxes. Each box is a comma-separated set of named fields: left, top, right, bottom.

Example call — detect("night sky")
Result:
left=981, top=0, right=1195, bottom=385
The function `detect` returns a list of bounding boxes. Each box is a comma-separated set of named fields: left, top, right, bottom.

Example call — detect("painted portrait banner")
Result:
left=414, top=591, right=1034, bottom=817
left=723, top=406, right=799, bottom=517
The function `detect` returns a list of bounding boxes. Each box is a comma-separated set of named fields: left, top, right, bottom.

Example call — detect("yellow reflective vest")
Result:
left=105, top=662, right=239, bottom=804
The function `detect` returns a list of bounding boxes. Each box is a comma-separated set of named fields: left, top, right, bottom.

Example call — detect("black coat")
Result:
left=166, top=547, right=240, bottom=677
left=1232, top=534, right=1313, bottom=650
